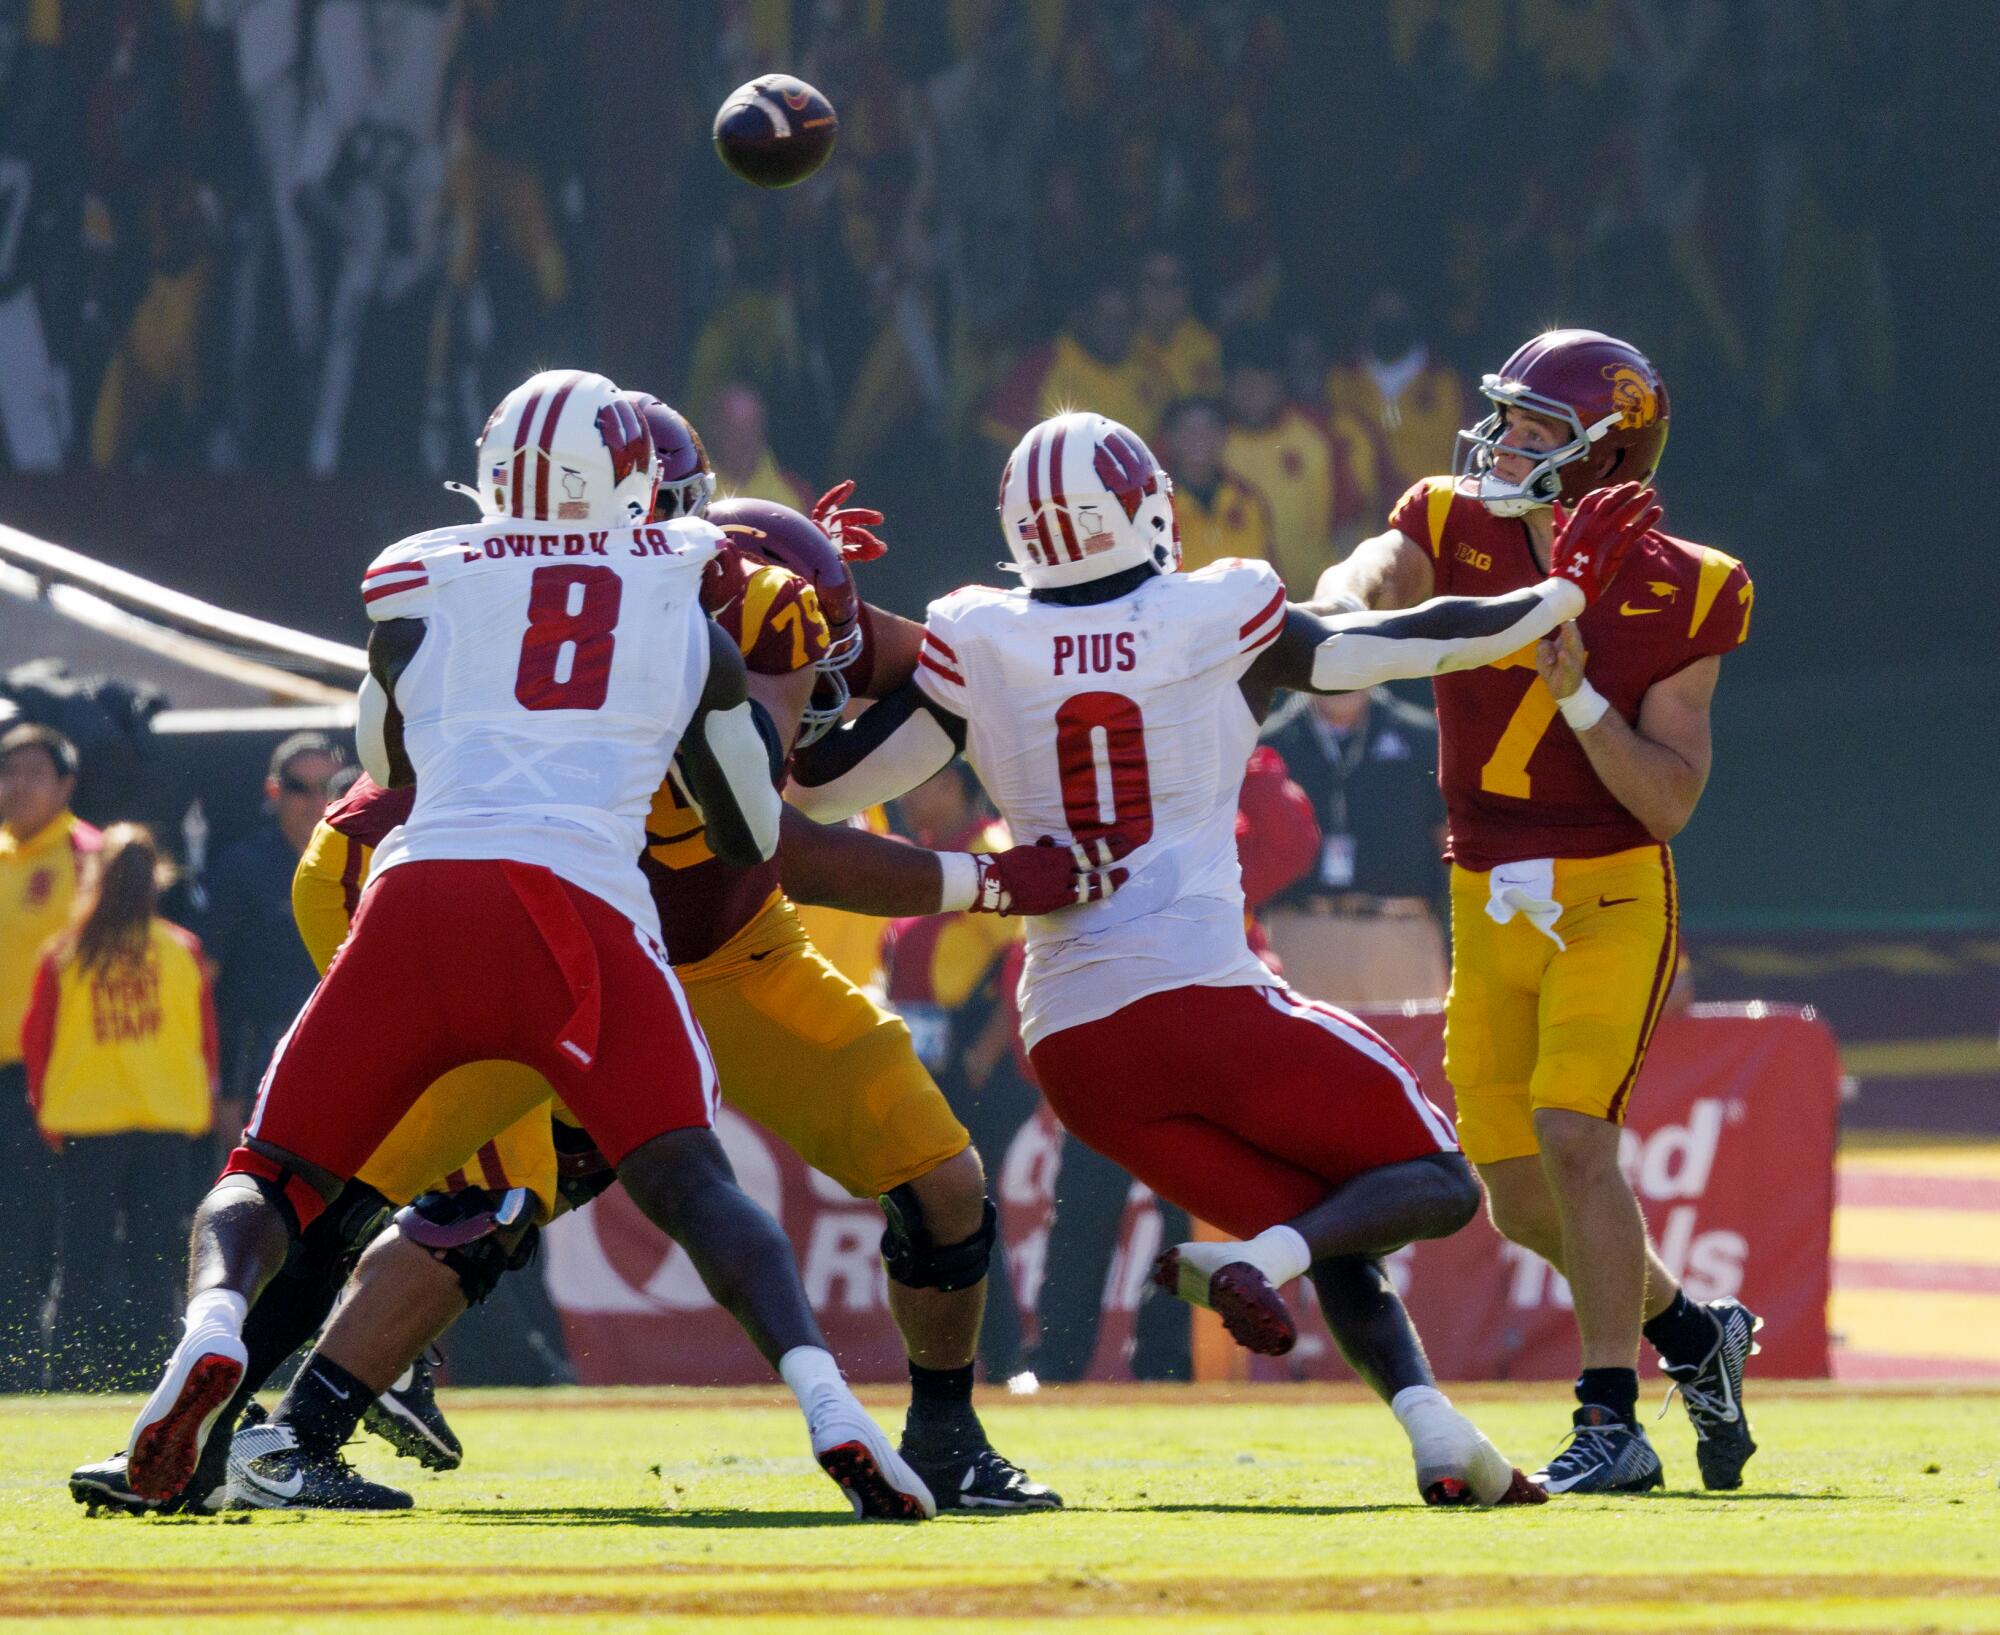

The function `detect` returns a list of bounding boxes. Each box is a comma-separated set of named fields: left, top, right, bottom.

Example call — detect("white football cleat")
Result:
left=125, top=1327, right=248, bottom=1503
left=1400, top=1390, right=1547, bottom=1507
left=801, top=1388, right=935, bottom=1521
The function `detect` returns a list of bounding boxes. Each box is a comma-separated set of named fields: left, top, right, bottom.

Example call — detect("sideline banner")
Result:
left=544, top=1004, right=1839, bottom=1384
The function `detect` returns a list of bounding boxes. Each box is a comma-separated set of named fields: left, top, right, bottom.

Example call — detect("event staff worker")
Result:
left=201, top=733, right=341, bottom=1139
left=1258, top=688, right=1449, bottom=1005
left=0, top=723, right=99, bottom=1390
left=22, top=824, right=217, bottom=1385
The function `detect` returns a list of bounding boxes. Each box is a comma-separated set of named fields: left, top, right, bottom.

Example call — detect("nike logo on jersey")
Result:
left=1597, top=896, right=1638, bottom=908
left=1618, top=602, right=1663, bottom=616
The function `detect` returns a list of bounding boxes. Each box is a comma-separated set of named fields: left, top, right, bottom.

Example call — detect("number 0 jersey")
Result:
left=1389, top=477, right=1753, bottom=871
left=360, top=518, right=721, bottom=930
left=913, top=558, right=1288, bottom=1050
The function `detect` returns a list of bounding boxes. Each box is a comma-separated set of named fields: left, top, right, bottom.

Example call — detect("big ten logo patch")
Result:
left=1503, top=1098, right=1749, bottom=1310
left=1454, top=541, right=1493, bottom=572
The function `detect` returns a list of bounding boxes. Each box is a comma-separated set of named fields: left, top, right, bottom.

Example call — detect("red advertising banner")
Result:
left=544, top=1003, right=1840, bottom=1384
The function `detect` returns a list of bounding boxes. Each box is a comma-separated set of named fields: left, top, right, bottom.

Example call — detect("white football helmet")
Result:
left=474, top=370, right=658, bottom=527
left=998, top=411, right=1179, bottom=590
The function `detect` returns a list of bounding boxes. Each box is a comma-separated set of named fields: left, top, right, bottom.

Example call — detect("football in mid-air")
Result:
left=713, top=75, right=838, bottom=189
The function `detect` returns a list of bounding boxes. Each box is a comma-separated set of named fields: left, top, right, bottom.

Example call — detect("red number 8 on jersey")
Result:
left=515, top=564, right=623, bottom=712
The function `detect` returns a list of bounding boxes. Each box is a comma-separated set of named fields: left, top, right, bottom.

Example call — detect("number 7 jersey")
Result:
left=912, top=558, right=1289, bottom=1050
left=360, top=517, right=721, bottom=931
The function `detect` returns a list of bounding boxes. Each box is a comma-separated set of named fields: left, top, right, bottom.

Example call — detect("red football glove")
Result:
left=810, top=480, right=888, bottom=563
left=1548, top=481, right=1662, bottom=604
left=968, top=836, right=1131, bottom=916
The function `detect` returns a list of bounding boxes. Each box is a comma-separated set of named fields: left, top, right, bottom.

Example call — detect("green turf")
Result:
left=4, top=1383, right=1995, bottom=1633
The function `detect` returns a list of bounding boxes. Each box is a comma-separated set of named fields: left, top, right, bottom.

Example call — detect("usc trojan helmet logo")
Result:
left=1603, top=365, right=1660, bottom=429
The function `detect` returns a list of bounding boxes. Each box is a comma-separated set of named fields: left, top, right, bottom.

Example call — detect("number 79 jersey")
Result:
left=912, top=557, right=1288, bottom=1050
left=359, top=517, right=721, bottom=930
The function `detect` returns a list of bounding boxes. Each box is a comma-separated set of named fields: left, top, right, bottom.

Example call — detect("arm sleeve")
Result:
left=1306, top=579, right=1585, bottom=691
left=787, top=682, right=966, bottom=822
left=20, top=956, right=59, bottom=1120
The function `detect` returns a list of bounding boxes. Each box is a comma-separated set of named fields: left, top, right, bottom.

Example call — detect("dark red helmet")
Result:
left=623, top=393, right=717, bottom=521
left=1454, top=329, right=1670, bottom=516
left=706, top=497, right=861, bottom=746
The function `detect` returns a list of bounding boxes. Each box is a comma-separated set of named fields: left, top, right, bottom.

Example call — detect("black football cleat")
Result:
left=901, top=1438, right=1062, bottom=1513
left=1533, top=1406, right=1665, bottom=1495
left=364, top=1353, right=463, bottom=1471
left=1660, top=1296, right=1762, bottom=1490
left=225, top=1421, right=412, bottom=1510
left=71, top=1451, right=226, bottom=1517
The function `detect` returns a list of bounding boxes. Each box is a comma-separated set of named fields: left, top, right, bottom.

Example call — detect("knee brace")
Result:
left=284, top=1180, right=394, bottom=1287
left=395, top=1187, right=540, bottom=1306
left=553, top=1118, right=617, bottom=1213
left=879, top=1184, right=998, bottom=1293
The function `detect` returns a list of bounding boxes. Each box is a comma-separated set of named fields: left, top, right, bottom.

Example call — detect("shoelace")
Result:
left=1547, top=1419, right=1630, bottom=1468
left=1659, top=1370, right=1738, bottom=1430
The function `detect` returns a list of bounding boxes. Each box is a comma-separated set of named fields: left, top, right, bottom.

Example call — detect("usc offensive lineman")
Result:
left=1315, top=330, right=1758, bottom=1495
left=792, top=408, right=1662, bottom=1506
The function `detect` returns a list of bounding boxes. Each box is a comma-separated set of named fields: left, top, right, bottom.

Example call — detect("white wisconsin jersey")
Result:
left=361, top=518, right=722, bottom=928
left=914, top=557, right=1290, bottom=1048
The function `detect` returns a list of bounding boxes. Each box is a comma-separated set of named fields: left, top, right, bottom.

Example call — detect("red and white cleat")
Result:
left=1151, top=1243, right=1297, bottom=1357
left=804, top=1392, right=936, bottom=1521
left=125, top=1331, right=248, bottom=1503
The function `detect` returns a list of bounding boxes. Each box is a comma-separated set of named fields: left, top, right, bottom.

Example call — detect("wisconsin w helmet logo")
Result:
left=1093, top=429, right=1161, bottom=521
left=1603, top=365, right=1659, bottom=429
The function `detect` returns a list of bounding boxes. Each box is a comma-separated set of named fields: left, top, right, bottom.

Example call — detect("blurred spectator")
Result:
left=0, top=1, right=73, bottom=471
left=708, top=382, right=812, bottom=511
left=1286, top=324, right=1381, bottom=547
left=1221, top=321, right=1337, bottom=594
left=421, top=0, right=585, bottom=476
left=1325, top=289, right=1470, bottom=516
left=684, top=198, right=809, bottom=453
left=294, top=0, right=451, bottom=475
left=981, top=270, right=1165, bottom=454
left=0, top=725, right=97, bottom=1390
left=880, top=763, right=1033, bottom=1384
left=1259, top=687, right=1449, bottom=1005
left=1132, top=248, right=1220, bottom=401
left=1156, top=396, right=1272, bottom=574
left=22, top=823, right=215, bottom=1387
left=202, top=731, right=339, bottom=1140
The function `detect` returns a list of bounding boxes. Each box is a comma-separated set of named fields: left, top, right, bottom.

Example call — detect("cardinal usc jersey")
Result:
left=361, top=517, right=721, bottom=930
left=1389, top=477, right=1753, bottom=870
left=913, top=559, right=1287, bottom=1050
left=642, top=548, right=832, bottom=963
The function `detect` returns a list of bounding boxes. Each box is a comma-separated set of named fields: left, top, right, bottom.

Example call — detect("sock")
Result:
left=183, top=1289, right=248, bottom=1337
left=1642, top=1289, right=1717, bottom=1368
left=1244, top=1225, right=1312, bottom=1288
left=274, top=1356, right=372, bottom=1458
left=777, top=1344, right=843, bottom=1411
left=905, top=1360, right=979, bottom=1433
left=1390, top=1382, right=1449, bottom=1428
left=1575, top=1366, right=1640, bottom=1426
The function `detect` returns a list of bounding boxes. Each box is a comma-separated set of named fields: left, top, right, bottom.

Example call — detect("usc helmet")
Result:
left=1455, top=330, right=1670, bottom=517
left=998, top=411, right=1179, bottom=590
left=475, top=370, right=656, bottom=526
left=705, top=497, right=861, bottom=747
left=627, top=394, right=718, bottom=521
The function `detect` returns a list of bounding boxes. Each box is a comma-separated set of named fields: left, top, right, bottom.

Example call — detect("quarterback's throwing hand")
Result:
left=810, top=480, right=889, bottom=562
left=1548, top=481, right=1661, bottom=604
left=970, top=836, right=1131, bottom=915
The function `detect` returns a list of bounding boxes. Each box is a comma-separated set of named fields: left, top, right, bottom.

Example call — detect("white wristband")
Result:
left=1557, top=677, right=1611, bottom=732
left=934, top=850, right=979, bottom=912
left=1324, top=591, right=1368, bottom=616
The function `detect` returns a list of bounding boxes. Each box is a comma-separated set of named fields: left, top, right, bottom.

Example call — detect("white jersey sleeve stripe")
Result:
left=917, top=649, right=965, bottom=688
left=365, top=559, right=428, bottom=580
left=1263, top=986, right=1458, bottom=1149
left=1237, top=584, right=1286, bottom=642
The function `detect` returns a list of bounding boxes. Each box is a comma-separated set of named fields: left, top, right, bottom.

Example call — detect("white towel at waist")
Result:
left=1483, top=858, right=1567, bottom=951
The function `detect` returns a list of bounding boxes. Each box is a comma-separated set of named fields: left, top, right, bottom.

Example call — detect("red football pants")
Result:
left=236, top=859, right=716, bottom=1226
left=1028, top=983, right=1455, bottom=1239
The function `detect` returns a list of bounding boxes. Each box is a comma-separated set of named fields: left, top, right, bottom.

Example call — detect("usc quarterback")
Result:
left=1315, top=330, right=1758, bottom=1494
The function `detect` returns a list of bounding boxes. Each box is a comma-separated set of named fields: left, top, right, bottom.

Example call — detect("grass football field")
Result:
left=3, top=1382, right=1995, bottom=1633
